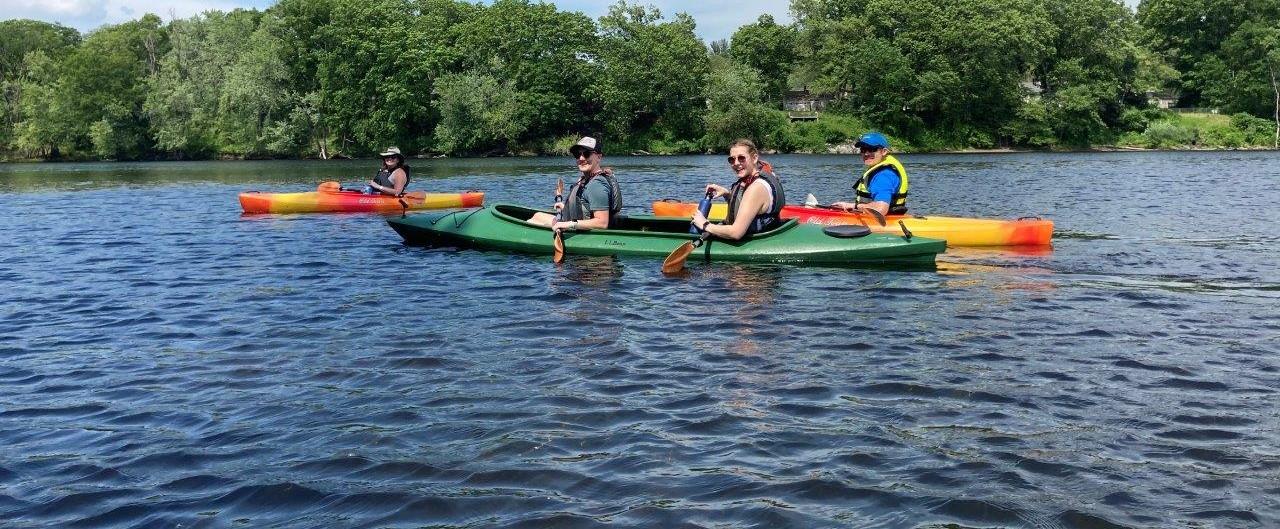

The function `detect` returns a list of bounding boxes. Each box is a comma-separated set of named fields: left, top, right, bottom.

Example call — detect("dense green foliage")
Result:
left=1138, top=0, right=1280, bottom=146
left=729, top=15, right=797, bottom=106
left=1, top=0, right=1276, bottom=160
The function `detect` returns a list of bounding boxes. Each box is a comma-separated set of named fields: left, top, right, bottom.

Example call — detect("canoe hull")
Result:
left=651, top=201, right=1053, bottom=247
left=240, top=189, right=484, bottom=214
left=389, top=204, right=946, bottom=266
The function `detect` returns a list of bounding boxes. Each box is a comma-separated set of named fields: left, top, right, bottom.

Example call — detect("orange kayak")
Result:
left=240, top=182, right=485, bottom=214
left=651, top=200, right=1052, bottom=247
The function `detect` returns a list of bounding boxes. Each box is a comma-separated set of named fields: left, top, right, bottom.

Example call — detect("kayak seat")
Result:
left=610, top=214, right=692, bottom=234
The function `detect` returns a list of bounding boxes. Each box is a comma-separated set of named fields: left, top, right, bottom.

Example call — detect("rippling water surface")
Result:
left=1, top=152, right=1278, bottom=528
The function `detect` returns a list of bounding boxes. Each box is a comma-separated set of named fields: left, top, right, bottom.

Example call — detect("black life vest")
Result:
left=372, top=164, right=411, bottom=195
left=724, top=167, right=785, bottom=235
left=561, top=169, right=622, bottom=225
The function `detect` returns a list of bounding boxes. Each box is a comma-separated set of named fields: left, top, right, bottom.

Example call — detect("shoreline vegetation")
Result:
left=1, top=0, right=1278, bottom=163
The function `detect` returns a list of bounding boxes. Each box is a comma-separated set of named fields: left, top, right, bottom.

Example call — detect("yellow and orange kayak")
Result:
left=651, top=200, right=1052, bottom=247
left=240, top=182, right=484, bottom=214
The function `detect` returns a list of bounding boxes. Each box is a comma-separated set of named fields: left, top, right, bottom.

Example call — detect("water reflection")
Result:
left=558, top=255, right=625, bottom=289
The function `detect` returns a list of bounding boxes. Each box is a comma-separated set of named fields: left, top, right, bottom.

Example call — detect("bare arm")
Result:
left=831, top=200, right=889, bottom=216
left=552, top=209, right=610, bottom=231
left=701, top=181, right=769, bottom=240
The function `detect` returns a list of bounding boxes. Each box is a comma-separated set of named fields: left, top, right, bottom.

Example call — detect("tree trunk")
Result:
left=1271, top=61, right=1279, bottom=149
left=143, top=34, right=159, bottom=76
left=317, top=126, right=330, bottom=160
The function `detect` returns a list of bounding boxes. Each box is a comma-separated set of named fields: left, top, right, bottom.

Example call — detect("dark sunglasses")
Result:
left=726, top=154, right=751, bottom=165
left=571, top=149, right=596, bottom=160
left=859, top=147, right=881, bottom=154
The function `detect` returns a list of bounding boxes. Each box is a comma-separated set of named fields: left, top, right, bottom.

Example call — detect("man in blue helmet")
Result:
left=831, top=132, right=909, bottom=216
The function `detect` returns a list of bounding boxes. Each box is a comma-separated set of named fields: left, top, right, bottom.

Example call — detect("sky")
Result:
left=1, top=0, right=1141, bottom=41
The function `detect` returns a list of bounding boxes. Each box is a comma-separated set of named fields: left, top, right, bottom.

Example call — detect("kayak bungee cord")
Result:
left=426, top=211, right=454, bottom=226
left=452, top=208, right=483, bottom=228
left=424, top=208, right=483, bottom=228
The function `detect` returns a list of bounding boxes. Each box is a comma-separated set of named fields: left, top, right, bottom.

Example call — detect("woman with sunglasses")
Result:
left=364, top=147, right=411, bottom=196
left=691, top=138, right=785, bottom=240
left=527, top=136, right=621, bottom=230
left=831, top=132, right=909, bottom=216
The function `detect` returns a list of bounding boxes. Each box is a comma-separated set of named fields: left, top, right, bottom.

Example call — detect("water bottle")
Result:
left=689, top=190, right=714, bottom=234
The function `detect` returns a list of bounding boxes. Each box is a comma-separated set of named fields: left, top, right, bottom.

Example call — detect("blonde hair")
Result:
left=728, top=138, right=758, bottom=155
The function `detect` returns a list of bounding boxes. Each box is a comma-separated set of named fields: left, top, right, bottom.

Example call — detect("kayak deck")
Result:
left=651, top=200, right=1053, bottom=247
left=389, top=204, right=945, bottom=266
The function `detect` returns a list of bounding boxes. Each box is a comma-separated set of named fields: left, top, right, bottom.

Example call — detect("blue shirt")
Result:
left=865, top=167, right=901, bottom=204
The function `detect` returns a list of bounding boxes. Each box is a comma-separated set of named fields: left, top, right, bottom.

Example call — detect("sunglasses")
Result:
left=859, top=147, right=882, bottom=154
left=726, top=154, right=751, bottom=165
left=571, top=149, right=596, bottom=160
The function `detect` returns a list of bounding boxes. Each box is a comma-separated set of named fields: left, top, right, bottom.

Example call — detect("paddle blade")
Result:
left=866, top=208, right=887, bottom=227
left=555, top=177, right=564, bottom=203
left=318, top=181, right=341, bottom=193
left=661, top=241, right=696, bottom=274
left=804, top=193, right=818, bottom=207
left=553, top=230, right=565, bottom=263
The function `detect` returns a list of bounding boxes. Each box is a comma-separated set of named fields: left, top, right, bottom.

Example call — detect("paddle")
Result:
left=662, top=231, right=711, bottom=275
left=553, top=177, right=566, bottom=263
left=803, top=193, right=886, bottom=226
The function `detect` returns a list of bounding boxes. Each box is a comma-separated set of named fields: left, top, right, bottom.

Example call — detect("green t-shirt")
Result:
left=563, top=177, right=612, bottom=221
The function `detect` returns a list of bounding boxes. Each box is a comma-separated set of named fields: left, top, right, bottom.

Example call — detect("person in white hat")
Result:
left=527, top=136, right=621, bottom=231
left=363, top=146, right=411, bottom=196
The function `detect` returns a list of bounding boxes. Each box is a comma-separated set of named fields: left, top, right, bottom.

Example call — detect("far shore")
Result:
left=2, top=145, right=1276, bottom=164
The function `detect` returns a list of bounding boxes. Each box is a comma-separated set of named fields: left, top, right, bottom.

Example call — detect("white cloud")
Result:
left=531, top=0, right=792, bottom=41
left=0, top=0, right=272, bottom=32
left=3, top=0, right=108, bottom=22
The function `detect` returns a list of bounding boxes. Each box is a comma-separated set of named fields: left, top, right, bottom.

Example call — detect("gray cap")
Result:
left=569, top=136, right=603, bottom=155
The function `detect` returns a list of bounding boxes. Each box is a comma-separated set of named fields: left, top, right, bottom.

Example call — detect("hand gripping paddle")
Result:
left=553, top=177, right=566, bottom=263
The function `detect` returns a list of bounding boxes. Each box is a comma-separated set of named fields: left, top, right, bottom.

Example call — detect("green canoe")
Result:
left=387, top=204, right=946, bottom=266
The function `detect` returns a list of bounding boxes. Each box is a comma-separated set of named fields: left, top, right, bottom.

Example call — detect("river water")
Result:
left=1, top=152, right=1277, bottom=528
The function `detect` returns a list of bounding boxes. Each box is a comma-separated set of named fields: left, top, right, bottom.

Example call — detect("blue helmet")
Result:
left=854, top=132, right=890, bottom=150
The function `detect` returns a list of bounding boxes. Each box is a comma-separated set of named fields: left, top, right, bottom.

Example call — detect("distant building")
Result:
left=784, top=88, right=838, bottom=121
left=1147, top=91, right=1178, bottom=109
left=1020, top=79, right=1044, bottom=102
left=784, top=88, right=838, bottom=112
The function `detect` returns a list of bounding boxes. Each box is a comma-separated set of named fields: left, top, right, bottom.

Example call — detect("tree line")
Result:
left=1, top=0, right=1277, bottom=161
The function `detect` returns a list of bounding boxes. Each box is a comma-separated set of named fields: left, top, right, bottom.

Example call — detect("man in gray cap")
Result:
left=527, top=136, right=621, bottom=230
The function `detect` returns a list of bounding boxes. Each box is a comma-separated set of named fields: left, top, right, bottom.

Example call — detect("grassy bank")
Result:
left=1114, top=112, right=1277, bottom=150
left=607, top=110, right=1278, bottom=156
